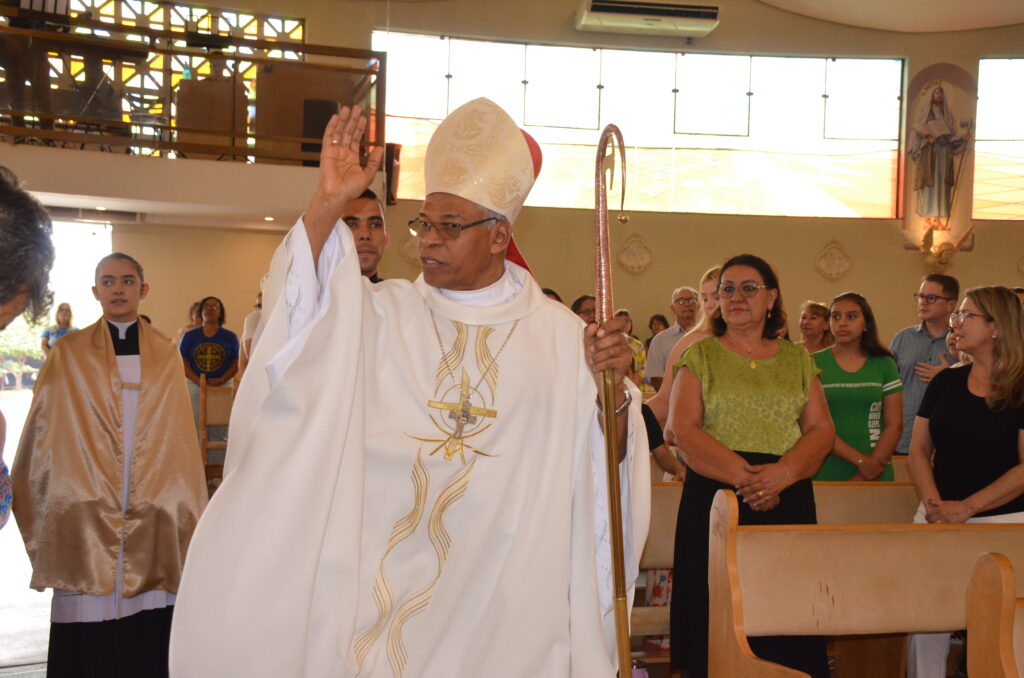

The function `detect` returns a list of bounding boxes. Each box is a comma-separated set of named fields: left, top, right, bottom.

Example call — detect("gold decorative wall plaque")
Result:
left=815, top=240, right=851, bottom=281
left=401, top=235, right=420, bottom=267
left=617, top=233, right=652, bottom=275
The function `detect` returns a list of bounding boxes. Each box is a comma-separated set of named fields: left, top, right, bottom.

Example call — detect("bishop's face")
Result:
left=417, top=193, right=510, bottom=291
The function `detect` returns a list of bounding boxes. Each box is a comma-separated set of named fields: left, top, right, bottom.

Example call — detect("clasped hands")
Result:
left=735, top=462, right=791, bottom=512
left=924, top=497, right=976, bottom=524
left=849, top=455, right=885, bottom=481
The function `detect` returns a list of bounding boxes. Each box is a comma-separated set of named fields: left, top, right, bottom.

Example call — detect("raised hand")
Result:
left=316, top=107, right=383, bottom=204
left=304, top=106, right=385, bottom=262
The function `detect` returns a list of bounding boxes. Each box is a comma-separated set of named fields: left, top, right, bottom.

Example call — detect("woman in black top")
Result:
left=907, top=285, right=1024, bottom=678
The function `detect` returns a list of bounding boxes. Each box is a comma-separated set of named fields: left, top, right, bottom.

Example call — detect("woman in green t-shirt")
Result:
left=668, top=254, right=833, bottom=678
left=813, top=292, right=904, bottom=481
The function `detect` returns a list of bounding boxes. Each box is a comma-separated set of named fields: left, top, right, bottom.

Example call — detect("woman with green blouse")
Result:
left=667, top=254, right=833, bottom=678
left=813, top=292, right=903, bottom=481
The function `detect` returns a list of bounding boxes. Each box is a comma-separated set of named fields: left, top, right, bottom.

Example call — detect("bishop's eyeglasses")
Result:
left=408, top=216, right=499, bottom=240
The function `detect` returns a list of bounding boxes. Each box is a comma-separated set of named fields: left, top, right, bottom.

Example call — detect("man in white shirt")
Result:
left=170, top=99, right=650, bottom=678
left=646, top=285, right=698, bottom=389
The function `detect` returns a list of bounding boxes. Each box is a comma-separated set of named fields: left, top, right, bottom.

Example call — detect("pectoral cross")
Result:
left=425, top=368, right=497, bottom=462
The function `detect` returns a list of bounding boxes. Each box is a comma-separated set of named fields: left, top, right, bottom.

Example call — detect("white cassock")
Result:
left=169, top=218, right=651, bottom=678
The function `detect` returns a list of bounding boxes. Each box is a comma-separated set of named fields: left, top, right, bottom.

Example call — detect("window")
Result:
left=675, top=54, right=750, bottom=137
left=974, top=59, right=1024, bottom=220
left=372, top=30, right=903, bottom=218
left=0, top=0, right=306, bottom=157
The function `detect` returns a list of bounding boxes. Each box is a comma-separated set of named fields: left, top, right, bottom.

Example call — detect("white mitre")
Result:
left=423, top=97, right=541, bottom=226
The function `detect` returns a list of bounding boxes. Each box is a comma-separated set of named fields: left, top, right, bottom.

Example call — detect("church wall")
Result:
left=11, top=0, right=1024, bottom=342
left=112, top=223, right=282, bottom=337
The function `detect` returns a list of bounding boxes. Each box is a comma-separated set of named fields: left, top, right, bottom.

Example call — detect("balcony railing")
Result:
left=0, top=6, right=384, bottom=163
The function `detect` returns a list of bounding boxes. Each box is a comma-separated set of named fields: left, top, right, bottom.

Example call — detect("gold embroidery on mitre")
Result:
left=451, top=108, right=490, bottom=141
left=353, top=452, right=430, bottom=672
left=487, top=171, right=524, bottom=209
left=434, top=157, right=471, bottom=191
left=423, top=99, right=535, bottom=224
left=385, top=459, right=476, bottom=678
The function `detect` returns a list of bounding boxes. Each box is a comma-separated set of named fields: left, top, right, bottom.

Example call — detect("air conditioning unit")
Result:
left=575, top=0, right=720, bottom=38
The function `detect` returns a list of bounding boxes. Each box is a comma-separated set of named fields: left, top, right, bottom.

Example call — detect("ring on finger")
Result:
left=331, top=137, right=341, bottom=145
left=757, top=490, right=764, bottom=498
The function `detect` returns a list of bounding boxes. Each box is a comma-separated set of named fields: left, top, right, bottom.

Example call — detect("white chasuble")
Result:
left=170, top=219, right=650, bottom=678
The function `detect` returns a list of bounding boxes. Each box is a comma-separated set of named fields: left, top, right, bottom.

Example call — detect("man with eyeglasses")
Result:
left=170, top=99, right=650, bottom=678
left=646, top=286, right=699, bottom=390
left=889, top=273, right=959, bottom=456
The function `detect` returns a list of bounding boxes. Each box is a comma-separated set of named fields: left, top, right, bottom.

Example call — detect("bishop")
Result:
left=170, top=98, right=650, bottom=678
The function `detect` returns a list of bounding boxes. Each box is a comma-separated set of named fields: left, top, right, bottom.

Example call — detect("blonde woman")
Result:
left=646, top=265, right=721, bottom=426
left=40, top=302, right=78, bottom=357
left=907, top=285, right=1024, bottom=678
left=796, top=300, right=833, bottom=353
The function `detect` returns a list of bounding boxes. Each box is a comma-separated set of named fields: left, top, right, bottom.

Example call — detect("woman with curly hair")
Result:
left=0, top=166, right=54, bottom=530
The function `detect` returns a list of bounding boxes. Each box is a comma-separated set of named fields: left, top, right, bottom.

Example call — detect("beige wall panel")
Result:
left=112, top=223, right=282, bottom=339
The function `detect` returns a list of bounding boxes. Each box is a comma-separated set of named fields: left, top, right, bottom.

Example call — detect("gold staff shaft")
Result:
left=594, top=123, right=631, bottom=677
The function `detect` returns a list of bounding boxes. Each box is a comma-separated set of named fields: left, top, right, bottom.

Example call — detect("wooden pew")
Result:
left=966, top=552, right=1023, bottom=678
left=813, top=481, right=920, bottom=676
left=891, top=454, right=911, bottom=482
left=629, top=481, right=918, bottom=666
left=812, top=481, right=918, bottom=524
left=631, top=482, right=681, bottom=664
left=708, top=490, right=1024, bottom=677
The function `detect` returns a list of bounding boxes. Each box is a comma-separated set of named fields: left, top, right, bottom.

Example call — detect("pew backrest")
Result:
left=892, top=455, right=910, bottom=482
left=709, top=491, right=1024, bottom=677
left=812, top=481, right=919, bottom=524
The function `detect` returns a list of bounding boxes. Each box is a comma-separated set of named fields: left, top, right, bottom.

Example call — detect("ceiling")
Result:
left=755, top=0, right=1024, bottom=33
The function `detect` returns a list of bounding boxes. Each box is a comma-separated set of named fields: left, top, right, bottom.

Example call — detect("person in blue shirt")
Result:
left=889, top=274, right=959, bottom=456
left=179, top=296, right=239, bottom=445
left=40, top=302, right=79, bottom=357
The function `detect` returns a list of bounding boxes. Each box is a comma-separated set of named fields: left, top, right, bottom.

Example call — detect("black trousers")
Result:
left=670, top=452, right=829, bottom=678
left=47, top=606, right=173, bottom=678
